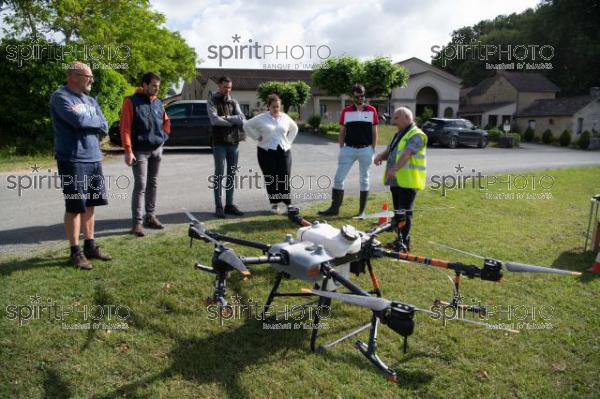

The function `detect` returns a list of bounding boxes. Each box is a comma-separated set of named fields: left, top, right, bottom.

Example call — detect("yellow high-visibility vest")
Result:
left=383, top=125, right=428, bottom=189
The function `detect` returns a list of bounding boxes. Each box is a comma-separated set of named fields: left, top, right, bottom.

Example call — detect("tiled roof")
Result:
left=468, top=71, right=560, bottom=98
left=517, top=96, right=597, bottom=117
left=196, top=68, right=324, bottom=94
left=466, top=76, right=495, bottom=97
left=499, top=71, right=560, bottom=92
left=459, top=101, right=515, bottom=114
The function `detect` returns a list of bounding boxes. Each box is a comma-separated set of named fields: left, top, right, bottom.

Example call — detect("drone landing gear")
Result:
left=434, top=272, right=487, bottom=316
left=261, top=272, right=320, bottom=322
left=356, top=314, right=398, bottom=383
left=312, top=261, right=381, bottom=353
left=195, top=263, right=233, bottom=317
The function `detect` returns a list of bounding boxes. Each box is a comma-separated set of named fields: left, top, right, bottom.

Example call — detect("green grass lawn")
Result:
left=0, top=149, right=57, bottom=173
left=1, top=167, right=599, bottom=398
left=0, top=138, right=118, bottom=173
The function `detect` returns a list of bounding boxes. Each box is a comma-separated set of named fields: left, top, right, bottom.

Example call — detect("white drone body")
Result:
left=269, top=222, right=364, bottom=290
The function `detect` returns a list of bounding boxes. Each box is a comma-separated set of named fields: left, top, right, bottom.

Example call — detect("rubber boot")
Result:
left=355, top=191, right=369, bottom=218
left=318, top=189, right=344, bottom=216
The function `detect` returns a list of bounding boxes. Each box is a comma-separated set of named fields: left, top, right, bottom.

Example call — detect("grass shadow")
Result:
left=42, top=368, right=73, bottom=399
left=551, top=249, right=600, bottom=283
left=94, top=318, right=307, bottom=399
left=0, top=256, right=67, bottom=277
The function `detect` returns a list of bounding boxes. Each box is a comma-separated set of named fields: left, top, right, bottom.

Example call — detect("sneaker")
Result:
left=84, top=245, right=112, bottom=261
left=70, top=251, right=93, bottom=270
left=131, top=223, right=145, bottom=237
left=275, top=203, right=288, bottom=215
left=224, top=205, right=244, bottom=216
left=215, top=206, right=225, bottom=219
left=143, top=215, right=164, bottom=229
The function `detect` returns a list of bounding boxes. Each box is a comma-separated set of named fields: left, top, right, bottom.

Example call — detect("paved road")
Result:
left=1, top=134, right=599, bottom=256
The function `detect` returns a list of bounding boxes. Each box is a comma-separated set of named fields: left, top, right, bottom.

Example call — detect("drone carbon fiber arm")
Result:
left=376, top=248, right=504, bottom=281
left=188, top=224, right=271, bottom=252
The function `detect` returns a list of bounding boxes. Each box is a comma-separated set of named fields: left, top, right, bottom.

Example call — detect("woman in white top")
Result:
left=243, top=94, right=299, bottom=211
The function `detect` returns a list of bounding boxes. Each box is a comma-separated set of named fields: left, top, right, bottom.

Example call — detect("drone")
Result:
left=183, top=207, right=581, bottom=382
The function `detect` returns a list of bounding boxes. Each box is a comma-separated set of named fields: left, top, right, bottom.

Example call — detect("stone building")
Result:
left=459, top=71, right=560, bottom=128
left=173, top=57, right=461, bottom=123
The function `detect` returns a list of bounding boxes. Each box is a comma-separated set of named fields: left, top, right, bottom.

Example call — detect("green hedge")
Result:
left=487, top=127, right=503, bottom=142
left=322, top=122, right=341, bottom=132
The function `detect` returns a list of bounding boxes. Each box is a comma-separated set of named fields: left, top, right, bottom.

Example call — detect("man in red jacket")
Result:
left=120, top=72, right=170, bottom=237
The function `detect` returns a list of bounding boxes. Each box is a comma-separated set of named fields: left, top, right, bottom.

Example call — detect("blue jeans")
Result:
left=333, top=145, right=374, bottom=191
left=213, top=144, right=239, bottom=208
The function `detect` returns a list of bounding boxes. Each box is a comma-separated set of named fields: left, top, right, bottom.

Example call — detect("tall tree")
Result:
left=432, top=0, right=600, bottom=95
left=0, top=0, right=197, bottom=94
left=256, top=81, right=311, bottom=113
left=312, top=56, right=408, bottom=98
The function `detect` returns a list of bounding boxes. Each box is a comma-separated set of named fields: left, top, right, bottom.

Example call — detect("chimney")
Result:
left=590, top=87, right=600, bottom=97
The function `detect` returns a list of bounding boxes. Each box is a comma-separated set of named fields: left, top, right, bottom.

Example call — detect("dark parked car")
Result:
left=109, top=100, right=213, bottom=147
left=421, top=118, right=488, bottom=148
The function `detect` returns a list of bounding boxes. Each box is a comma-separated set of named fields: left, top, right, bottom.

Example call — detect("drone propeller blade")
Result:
left=355, top=207, right=455, bottom=220
left=353, top=210, right=394, bottom=220
left=182, top=208, right=200, bottom=224
left=302, top=288, right=391, bottom=311
left=414, top=307, right=520, bottom=333
left=428, top=241, right=485, bottom=259
left=218, top=249, right=251, bottom=276
left=430, top=241, right=582, bottom=276
left=189, top=223, right=221, bottom=246
left=504, top=261, right=581, bottom=276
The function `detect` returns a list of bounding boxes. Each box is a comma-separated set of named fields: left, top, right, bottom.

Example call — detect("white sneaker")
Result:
left=275, top=203, right=288, bottom=215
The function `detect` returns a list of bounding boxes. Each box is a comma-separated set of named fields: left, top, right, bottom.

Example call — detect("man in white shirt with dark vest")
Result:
left=320, top=84, right=378, bottom=217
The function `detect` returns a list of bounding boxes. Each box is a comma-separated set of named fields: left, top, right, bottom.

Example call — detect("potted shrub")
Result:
left=498, top=124, right=517, bottom=148
left=487, top=127, right=502, bottom=143
left=559, top=129, right=571, bottom=147
left=523, top=127, right=535, bottom=142
left=308, top=114, right=322, bottom=134
left=578, top=130, right=591, bottom=149
left=542, top=129, right=554, bottom=144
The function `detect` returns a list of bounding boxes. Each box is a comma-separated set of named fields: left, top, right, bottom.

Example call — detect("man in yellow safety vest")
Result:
left=374, top=107, right=427, bottom=251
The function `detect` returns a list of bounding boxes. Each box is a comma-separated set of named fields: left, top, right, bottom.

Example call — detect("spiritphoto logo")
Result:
left=431, top=36, right=554, bottom=70
left=4, top=164, right=131, bottom=199
left=430, top=163, right=555, bottom=198
left=429, top=296, right=555, bottom=331
left=207, top=167, right=332, bottom=192
left=207, top=33, right=332, bottom=69
left=4, top=38, right=130, bottom=69
left=4, top=293, right=131, bottom=330
left=206, top=294, right=332, bottom=330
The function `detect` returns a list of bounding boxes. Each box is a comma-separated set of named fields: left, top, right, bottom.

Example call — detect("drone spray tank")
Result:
left=267, top=222, right=360, bottom=290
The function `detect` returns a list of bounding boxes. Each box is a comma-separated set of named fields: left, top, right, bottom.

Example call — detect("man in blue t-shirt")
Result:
left=49, top=61, right=112, bottom=270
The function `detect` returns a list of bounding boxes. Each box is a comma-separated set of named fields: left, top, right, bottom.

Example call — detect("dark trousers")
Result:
left=131, top=146, right=163, bottom=223
left=390, top=186, right=417, bottom=240
left=257, top=146, right=292, bottom=205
